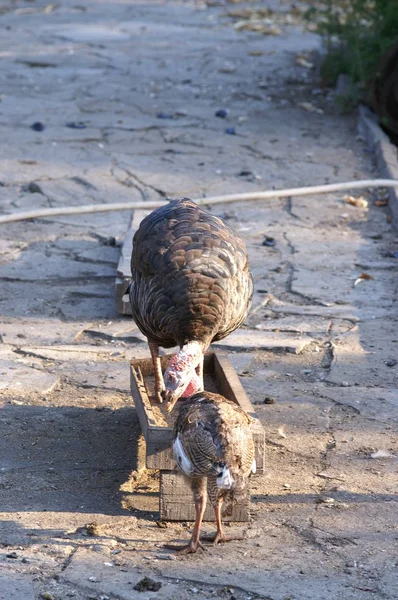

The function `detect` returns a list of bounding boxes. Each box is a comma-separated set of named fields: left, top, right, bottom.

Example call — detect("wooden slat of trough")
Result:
left=160, top=471, right=250, bottom=522
left=115, top=209, right=151, bottom=315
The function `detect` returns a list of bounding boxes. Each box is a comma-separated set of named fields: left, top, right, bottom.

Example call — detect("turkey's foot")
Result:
left=201, top=530, right=244, bottom=545
left=164, top=540, right=206, bottom=554
left=154, top=389, right=164, bottom=404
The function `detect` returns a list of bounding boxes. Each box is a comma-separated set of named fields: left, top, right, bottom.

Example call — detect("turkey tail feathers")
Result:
left=216, top=465, right=234, bottom=489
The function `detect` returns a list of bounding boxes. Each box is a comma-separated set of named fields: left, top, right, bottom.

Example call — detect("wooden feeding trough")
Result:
left=130, top=352, right=265, bottom=522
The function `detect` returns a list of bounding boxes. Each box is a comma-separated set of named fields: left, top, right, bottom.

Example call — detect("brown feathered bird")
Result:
left=171, top=391, right=256, bottom=554
left=130, top=198, right=253, bottom=410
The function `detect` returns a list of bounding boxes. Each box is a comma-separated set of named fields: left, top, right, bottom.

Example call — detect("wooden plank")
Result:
left=115, top=209, right=151, bottom=315
left=130, top=366, right=151, bottom=440
left=159, top=471, right=250, bottom=522
left=146, top=447, right=175, bottom=470
left=130, top=360, right=175, bottom=469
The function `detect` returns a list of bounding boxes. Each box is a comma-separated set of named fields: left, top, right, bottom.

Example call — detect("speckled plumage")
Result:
left=130, top=198, right=253, bottom=349
left=171, top=391, right=255, bottom=553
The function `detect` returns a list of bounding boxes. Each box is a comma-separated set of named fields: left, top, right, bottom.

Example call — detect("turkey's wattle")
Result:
left=130, top=198, right=253, bottom=409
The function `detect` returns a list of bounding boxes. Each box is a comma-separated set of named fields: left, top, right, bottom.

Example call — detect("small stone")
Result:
left=134, top=576, right=162, bottom=592
left=31, top=121, right=45, bottom=131
left=156, top=112, right=173, bottom=119
left=6, top=552, right=18, bottom=559
left=42, top=594, right=55, bottom=600
left=385, top=359, right=397, bottom=367
left=215, top=109, right=228, bottom=118
left=262, top=236, right=276, bottom=247
left=101, top=236, right=117, bottom=246
left=66, top=121, right=87, bottom=129
left=263, top=396, right=275, bottom=404
left=317, top=496, right=335, bottom=504
left=219, top=63, right=236, bottom=74
left=239, top=369, right=253, bottom=377
left=85, top=522, right=100, bottom=536
left=225, top=127, right=236, bottom=135
left=283, top=483, right=291, bottom=489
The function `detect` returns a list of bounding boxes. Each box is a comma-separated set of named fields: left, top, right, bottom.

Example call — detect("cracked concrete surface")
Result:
left=0, top=1, right=397, bottom=599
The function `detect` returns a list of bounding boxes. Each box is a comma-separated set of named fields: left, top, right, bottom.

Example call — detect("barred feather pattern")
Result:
left=130, top=198, right=253, bottom=348
left=173, top=391, right=255, bottom=510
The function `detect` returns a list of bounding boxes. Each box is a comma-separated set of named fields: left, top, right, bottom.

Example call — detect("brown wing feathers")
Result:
left=174, top=391, right=255, bottom=482
left=130, top=198, right=253, bottom=349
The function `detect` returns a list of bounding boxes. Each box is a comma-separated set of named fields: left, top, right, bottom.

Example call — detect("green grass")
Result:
left=306, top=0, right=398, bottom=97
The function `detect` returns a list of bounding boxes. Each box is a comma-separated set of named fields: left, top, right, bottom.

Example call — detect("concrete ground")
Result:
left=0, top=1, right=397, bottom=599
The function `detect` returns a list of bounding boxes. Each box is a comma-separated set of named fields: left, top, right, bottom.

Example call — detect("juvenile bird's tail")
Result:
left=216, top=465, right=234, bottom=489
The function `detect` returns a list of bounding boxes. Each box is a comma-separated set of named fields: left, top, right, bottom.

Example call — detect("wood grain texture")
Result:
left=159, top=471, right=250, bottom=522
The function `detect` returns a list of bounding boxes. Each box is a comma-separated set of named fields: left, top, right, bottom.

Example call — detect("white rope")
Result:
left=0, top=178, right=397, bottom=224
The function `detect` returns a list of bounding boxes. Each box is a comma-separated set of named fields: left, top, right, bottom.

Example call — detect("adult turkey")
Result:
left=170, top=391, right=256, bottom=554
left=130, top=198, right=253, bottom=410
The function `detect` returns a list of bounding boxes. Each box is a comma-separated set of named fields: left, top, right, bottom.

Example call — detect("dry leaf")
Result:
left=296, top=55, right=314, bottom=69
left=44, top=3, right=58, bottom=13
left=228, top=8, right=273, bottom=19
left=354, top=272, right=374, bottom=287
left=234, top=20, right=282, bottom=35
left=344, top=195, right=368, bottom=209
left=297, top=102, right=324, bottom=114
left=277, top=425, right=286, bottom=439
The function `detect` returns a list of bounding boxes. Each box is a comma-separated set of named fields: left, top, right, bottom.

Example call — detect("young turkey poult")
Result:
left=129, top=198, right=253, bottom=410
left=169, top=391, right=256, bottom=554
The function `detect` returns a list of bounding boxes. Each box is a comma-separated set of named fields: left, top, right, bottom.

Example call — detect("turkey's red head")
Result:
left=163, top=341, right=204, bottom=412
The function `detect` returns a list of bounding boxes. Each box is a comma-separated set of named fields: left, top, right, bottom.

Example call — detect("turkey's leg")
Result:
left=203, top=499, right=244, bottom=545
left=148, top=341, right=165, bottom=403
left=165, top=478, right=207, bottom=554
